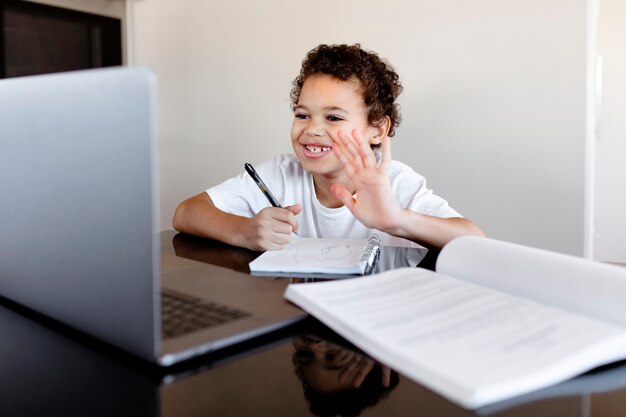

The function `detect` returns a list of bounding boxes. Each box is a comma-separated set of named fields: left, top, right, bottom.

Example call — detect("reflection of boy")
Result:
left=292, top=335, right=400, bottom=417
left=173, top=44, right=484, bottom=251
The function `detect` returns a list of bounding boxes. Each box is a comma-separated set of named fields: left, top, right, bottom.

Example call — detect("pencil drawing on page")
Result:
left=264, top=243, right=353, bottom=265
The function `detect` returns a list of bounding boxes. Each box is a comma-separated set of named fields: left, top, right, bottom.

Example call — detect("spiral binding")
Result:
left=360, top=234, right=381, bottom=275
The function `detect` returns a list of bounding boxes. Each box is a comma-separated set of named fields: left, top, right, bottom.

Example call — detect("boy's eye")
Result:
left=327, top=115, right=344, bottom=122
left=294, top=349, right=313, bottom=364
left=294, top=113, right=309, bottom=120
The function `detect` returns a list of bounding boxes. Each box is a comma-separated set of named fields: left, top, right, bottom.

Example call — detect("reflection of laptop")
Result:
left=0, top=67, right=306, bottom=366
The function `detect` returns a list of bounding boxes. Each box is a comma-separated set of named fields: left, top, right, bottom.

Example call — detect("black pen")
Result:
left=244, top=163, right=282, bottom=208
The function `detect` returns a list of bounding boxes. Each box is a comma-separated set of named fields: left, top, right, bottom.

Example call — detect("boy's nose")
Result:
left=302, top=117, right=325, bottom=137
left=305, top=127, right=324, bottom=137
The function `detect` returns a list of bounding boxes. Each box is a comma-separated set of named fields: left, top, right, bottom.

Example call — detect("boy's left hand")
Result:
left=330, top=129, right=403, bottom=233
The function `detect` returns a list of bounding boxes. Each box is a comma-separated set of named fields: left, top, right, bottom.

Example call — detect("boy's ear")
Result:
left=369, top=116, right=391, bottom=145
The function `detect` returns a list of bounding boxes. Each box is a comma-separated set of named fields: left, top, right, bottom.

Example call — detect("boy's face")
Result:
left=291, top=74, right=378, bottom=179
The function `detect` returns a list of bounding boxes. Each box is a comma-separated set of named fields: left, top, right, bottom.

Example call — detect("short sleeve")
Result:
left=390, top=161, right=462, bottom=218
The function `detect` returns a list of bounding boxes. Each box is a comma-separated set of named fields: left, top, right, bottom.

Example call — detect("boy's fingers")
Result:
left=342, top=131, right=365, bottom=167
left=285, top=204, right=302, bottom=216
left=382, top=366, right=391, bottom=387
left=351, top=129, right=377, bottom=168
left=330, top=184, right=356, bottom=211
left=335, top=131, right=360, bottom=167
left=359, top=139, right=378, bottom=168
left=380, top=136, right=391, bottom=170
left=352, top=358, right=375, bottom=388
left=333, top=147, right=357, bottom=178
left=285, top=205, right=301, bottom=234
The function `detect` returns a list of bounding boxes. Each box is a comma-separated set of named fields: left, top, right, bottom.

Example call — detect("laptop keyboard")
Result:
left=161, top=289, right=251, bottom=340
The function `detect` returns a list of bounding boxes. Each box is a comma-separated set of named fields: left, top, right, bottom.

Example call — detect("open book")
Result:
left=249, top=234, right=380, bottom=275
left=284, top=236, right=626, bottom=409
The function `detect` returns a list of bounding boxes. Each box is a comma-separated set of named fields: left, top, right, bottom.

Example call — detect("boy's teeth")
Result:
left=305, top=145, right=331, bottom=153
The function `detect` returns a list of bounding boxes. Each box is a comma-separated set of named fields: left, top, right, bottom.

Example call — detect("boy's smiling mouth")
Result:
left=302, top=143, right=333, bottom=159
left=304, top=144, right=332, bottom=153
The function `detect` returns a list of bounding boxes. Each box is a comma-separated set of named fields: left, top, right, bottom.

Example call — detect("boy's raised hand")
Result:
left=330, top=129, right=403, bottom=233
left=242, top=204, right=301, bottom=251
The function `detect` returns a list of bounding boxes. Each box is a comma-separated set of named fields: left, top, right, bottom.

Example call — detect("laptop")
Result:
left=0, top=67, right=306, bottom=366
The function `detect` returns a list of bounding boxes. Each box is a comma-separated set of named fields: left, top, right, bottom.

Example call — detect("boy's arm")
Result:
left=385, top=212, right=484, bottom=250
left=172, top=192, right=301, bottom=251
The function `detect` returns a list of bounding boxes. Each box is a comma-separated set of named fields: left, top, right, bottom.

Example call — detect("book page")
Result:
left=436, top=237, right=626, bottom=328
left=249, top=237, right=371, bottom=274
left=285, top=268, right=626, bottom=408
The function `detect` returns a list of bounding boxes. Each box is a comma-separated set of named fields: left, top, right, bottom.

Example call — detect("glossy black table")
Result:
left=1, top=231, right=626, bottom=416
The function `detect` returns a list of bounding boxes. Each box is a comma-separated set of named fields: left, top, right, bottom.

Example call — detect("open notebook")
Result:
left=284, top=236, right=626, bottom=409
left=249, top=235, right=381, bottom=276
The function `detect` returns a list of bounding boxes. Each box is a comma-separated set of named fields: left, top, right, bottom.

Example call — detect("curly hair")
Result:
left=290, top=44, right=403, bottom=137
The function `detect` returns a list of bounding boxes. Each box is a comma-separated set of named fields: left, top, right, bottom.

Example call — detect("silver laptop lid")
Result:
left=0, top=67, right=160, bottom=360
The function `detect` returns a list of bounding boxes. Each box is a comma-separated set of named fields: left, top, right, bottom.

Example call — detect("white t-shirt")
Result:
left=207, top=154, right=461, bottom=243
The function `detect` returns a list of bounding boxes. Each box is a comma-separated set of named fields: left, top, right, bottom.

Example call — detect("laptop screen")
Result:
left=0, top=67, right=160, bottom=359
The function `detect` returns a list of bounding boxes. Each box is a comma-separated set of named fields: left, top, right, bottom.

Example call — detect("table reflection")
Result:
left=170, top=231, right=436, bottom=280
left=291, top=333, right=400, bottom=417
left=170, top=231, right=259, bottom=274
left=4, top=285, right=626, bottom=417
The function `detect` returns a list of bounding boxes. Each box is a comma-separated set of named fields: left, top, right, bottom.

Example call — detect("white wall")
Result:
left=130, top=0, right=589, bottom=255
left=594, top=0, right=626, bottom=262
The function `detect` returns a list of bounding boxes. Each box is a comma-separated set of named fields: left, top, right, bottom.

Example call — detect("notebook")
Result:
left=0, top=67, right=306, bottom=366
left=249, top=234, right=381, bottom=276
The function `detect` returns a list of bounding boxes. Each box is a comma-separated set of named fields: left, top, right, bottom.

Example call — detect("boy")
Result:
left=173, top=44, right=484, bottom=250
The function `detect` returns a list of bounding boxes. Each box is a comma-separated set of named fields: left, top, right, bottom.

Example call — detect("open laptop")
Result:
left=0, top=67, right=306, bottom=366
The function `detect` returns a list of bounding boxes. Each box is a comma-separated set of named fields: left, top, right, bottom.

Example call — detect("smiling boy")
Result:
left=172, top=44, right=483, bottom=250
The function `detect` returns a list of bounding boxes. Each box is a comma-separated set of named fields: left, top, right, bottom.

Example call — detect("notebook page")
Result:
left=249, top=237, right=373, bottom=274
